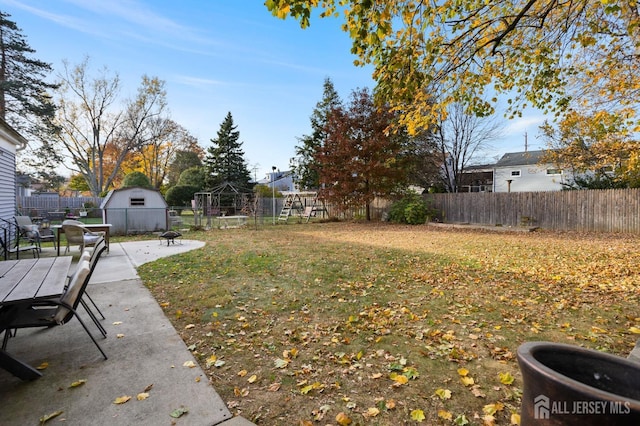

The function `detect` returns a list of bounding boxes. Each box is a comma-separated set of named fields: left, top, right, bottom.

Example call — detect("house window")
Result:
left=546, top=169, right=562, bottom=175
left=130, top=197, right=145, bottom=206
left=511, top=170, right=521, bottom=177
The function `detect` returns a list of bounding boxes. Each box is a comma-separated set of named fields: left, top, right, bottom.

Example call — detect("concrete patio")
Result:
left=0, top=239, right=254, bottom=426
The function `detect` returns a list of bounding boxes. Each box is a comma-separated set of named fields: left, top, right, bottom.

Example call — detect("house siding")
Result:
left=0, top=146, right=16, bottom=220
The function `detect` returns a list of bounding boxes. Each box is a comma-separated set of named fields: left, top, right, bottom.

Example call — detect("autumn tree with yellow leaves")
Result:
left=266, top=0, right=640, bottom=178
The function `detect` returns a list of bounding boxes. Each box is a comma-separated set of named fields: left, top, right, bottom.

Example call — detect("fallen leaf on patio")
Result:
left=116, top=333, right=125, bottom=338
left=183, top=360, right=196, bottom=368
left=143, top=384, right=153, bottom=392
left=39, top=410, right=63, bottom=424
left=410, top=409, right=426, bottom=422
left=112, top=321, right=122, bottom=325
left=69, top=379, right=87, bottom=388
left=36, top=362, right=49, bottom=370
left=113, top=395, right=131, bottom=404
left=136, top=392, right=149, bottom=401
left=169, top=407, right=189, bottom=418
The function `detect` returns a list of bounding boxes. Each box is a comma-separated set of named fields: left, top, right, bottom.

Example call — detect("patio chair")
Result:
left=67, top=240, right=108, bottom=336
left=14, top=215, right=57, bottom=251
left=1, top=259, right=108, bottom=360
left=62, top=219, right=105, bottom=254
left=0, top=219, right=38, bottom=260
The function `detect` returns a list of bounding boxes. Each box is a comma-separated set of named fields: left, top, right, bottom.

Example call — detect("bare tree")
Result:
left=434, top=103, right=502, bottom=192
left=51, top=57, right=167, bottom=196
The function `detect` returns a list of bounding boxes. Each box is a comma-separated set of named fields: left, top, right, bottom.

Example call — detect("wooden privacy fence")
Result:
left=427, top=189, right=640, bottom=233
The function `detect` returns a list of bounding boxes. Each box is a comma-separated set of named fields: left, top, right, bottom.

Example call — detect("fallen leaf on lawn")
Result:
left=136, top=392, right=149, bottom=401
left=483, top=402, right=504, bottom=415
left=247, top=374, right=257, bottom=383
left=410, top=409, right=426, bottom=422
left=113, top=395, right=131, bottom=404
left=629, top=326, right=640, bottom=334
left=461, top=376, right=475, bottom=386
left=483, top=414, right=496, bottom=425
left=511, top=413, right=521, bottom=425
left=365, top=407, right=380, bottom=417
left=336, top=412, right=352, bottom=425
left=370, top=372, right=383, bottom=379
left=39, top=410, right=63, bottom=424
left=214, top=359, right=226, bottom=368
left=471, top=385, right=486, bottom=398
left=385, top=399, right=396, bottom=409
left=185, top=324, right=195, bottom=329
left=205, top=354, right=217, bottom=368
left=274, top=358, right=289, bottom=369
left=69, top=379, right=87, bottom=388
left=434, top=388, right=452, bottom=400
left=438, top=410, right=453, bottom=420
left=183, top=360, right=196, bottom=368
left=390, top=373, right=408, bottom=386
left=457, top=367, right=469, bottom=377
left=169, top=407, right=188, bottom=418
left=36, top=362, right=49, bottom=370
left=499, top=372, right=515, bottom=385
left=267, top=382, right=281, bottom=392
left=238, top=369, right=248, bottom=377
left=159, top=302, right=170, bottom=307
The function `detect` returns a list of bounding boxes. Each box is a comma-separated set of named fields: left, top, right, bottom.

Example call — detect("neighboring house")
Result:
left=493, top=150, right=570, bottom=192
left=100, top=186, right=169, bottom=235
left=258, top=170, right=297, bottom=193
left=458, top=164, right=494, bottom=193
left=0, top=118, right=28, bottom=221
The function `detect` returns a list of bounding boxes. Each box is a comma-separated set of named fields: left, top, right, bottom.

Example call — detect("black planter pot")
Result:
left=517, top=341, right=640, bottom=425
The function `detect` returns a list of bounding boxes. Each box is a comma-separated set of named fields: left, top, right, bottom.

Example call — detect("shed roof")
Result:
left=100, top=186, right=168, bottom=209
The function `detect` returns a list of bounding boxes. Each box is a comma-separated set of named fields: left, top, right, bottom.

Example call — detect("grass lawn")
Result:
left=137, top=222, right=640, bottom=425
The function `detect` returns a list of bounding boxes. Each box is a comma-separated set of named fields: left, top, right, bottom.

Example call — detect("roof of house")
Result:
left=495, top=150, right=548, bottom=167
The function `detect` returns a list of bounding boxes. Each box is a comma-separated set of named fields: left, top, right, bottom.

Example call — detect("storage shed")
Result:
left=100, top=187, right=169, bottom=235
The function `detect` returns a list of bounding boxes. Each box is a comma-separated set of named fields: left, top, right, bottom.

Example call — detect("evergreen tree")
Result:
left=0, top=11, right=58, bottom=135
left=204, top=112, right=252, bottom=190
left=0, top=11, right=61, bottom=176
left=292, top=77, right=341, bottom=190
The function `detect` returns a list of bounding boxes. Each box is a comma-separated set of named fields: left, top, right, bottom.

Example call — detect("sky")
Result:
left=1, top=0, right=547, bottom=180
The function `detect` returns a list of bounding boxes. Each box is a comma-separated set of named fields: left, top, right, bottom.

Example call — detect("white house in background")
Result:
left=493, top=150, right=571, bottom=192
left=0, top=118, right=28, bottom=221
left=258, top=170, right=297, bottom=193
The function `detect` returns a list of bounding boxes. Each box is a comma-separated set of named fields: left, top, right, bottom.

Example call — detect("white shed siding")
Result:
left=101, top=187, right=169, bottom=235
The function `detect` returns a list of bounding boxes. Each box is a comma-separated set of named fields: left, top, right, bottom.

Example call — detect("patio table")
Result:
left=0, top=256, right=72, bottom=380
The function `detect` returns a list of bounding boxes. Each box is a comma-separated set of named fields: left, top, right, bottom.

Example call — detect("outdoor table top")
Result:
left=0, top=256, right=72, bottom=380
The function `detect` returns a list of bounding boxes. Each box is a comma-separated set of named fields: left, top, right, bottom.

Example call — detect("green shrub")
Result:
left=166, top=185, right=199, bottom=208
left=389, top=193, right=430, bottom=225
